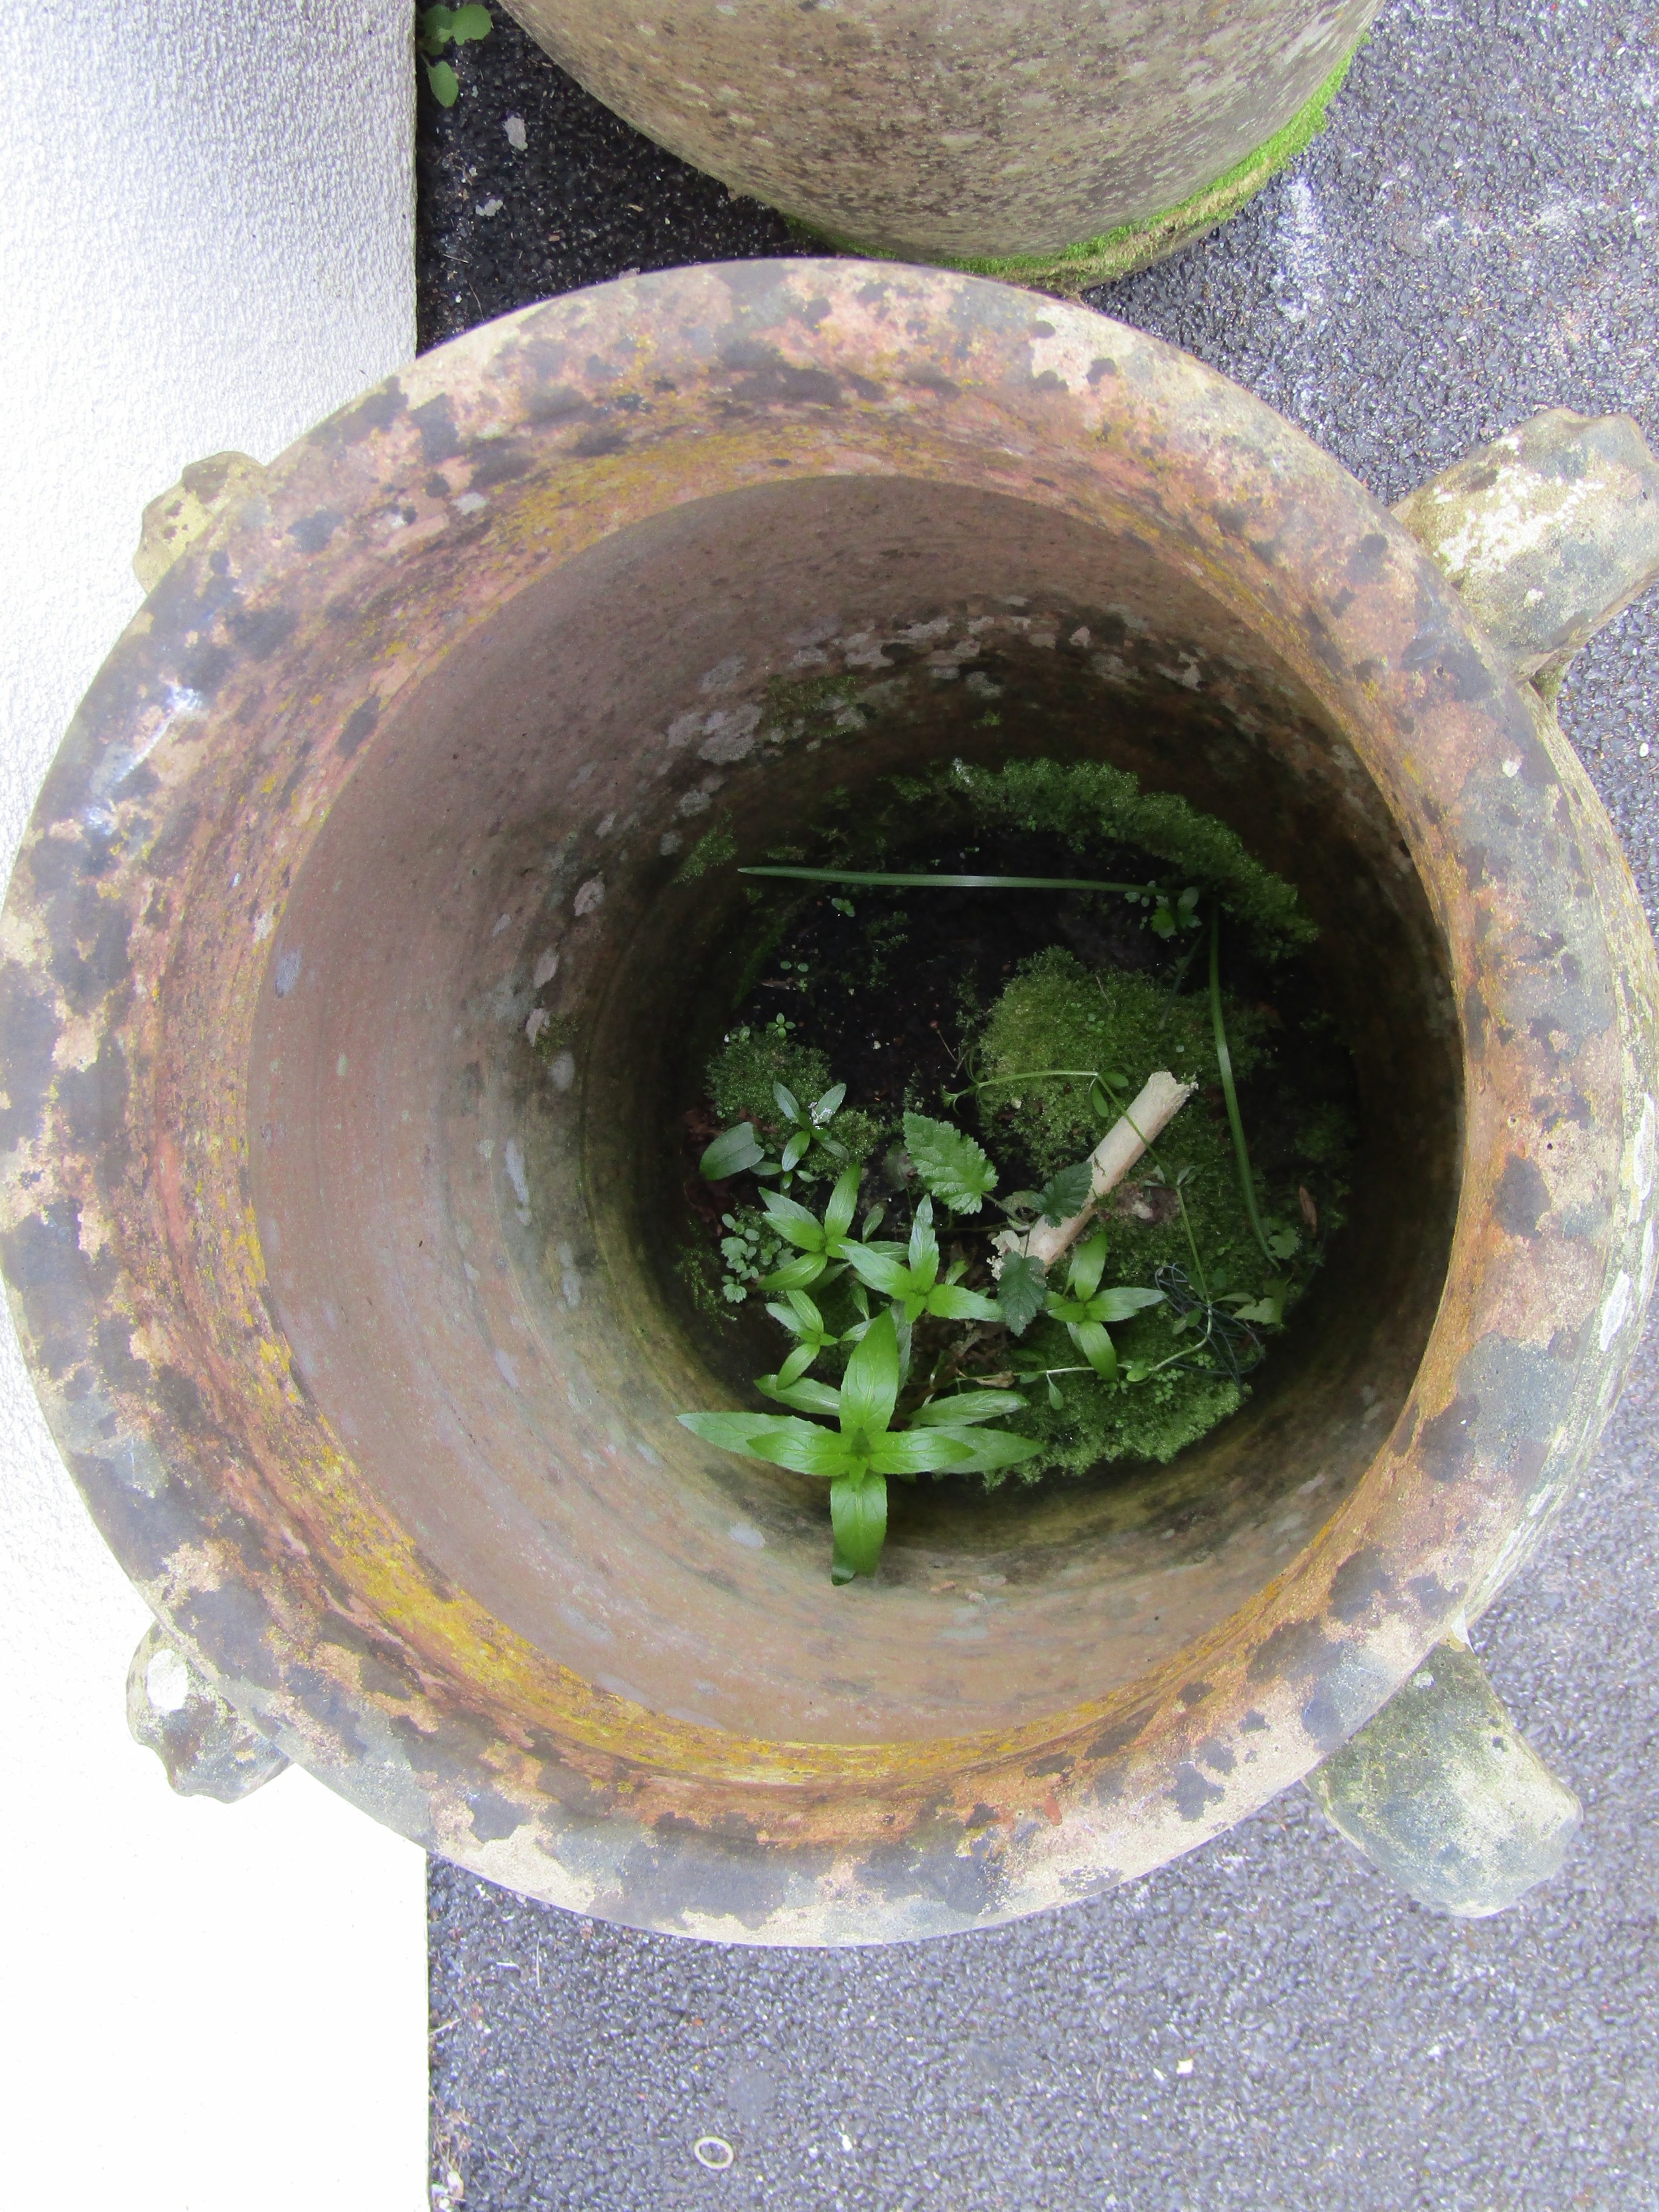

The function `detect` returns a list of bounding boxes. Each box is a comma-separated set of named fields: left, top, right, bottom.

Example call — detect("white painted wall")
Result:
left=0, top=6, right=428, bottom=2207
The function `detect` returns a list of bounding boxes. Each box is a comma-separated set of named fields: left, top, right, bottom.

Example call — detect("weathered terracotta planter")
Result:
left=6, top=262, right=1658, bottom=1942
left=501, top=0, right=1380, bottom=288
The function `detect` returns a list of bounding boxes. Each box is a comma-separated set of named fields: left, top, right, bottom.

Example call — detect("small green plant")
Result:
left=679, top=1079, right=1286, bottom=1580
left=700, top=1078, right=853, bottom=1194
left=680, top=1310, right=1037, bottom=1582
left=748, top=1160, right=871, bottom=1292
left=680, top=800, right=1349, bottom=1577
left=901, top=1111, right=999, bottom=1214
left=418, top=4, right=492, bottom=106
left=761, top=1288, right=867, bottom=1389
left=842, top=1197, right=1001, bottom=1325
left=1039, top=1232, right=1164, bottom=1383
left=715, top=1207, right=786, bottom=1304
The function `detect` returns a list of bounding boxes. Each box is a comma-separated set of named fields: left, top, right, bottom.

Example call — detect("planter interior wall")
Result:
left=5, top=263, right=1654, bottom=1941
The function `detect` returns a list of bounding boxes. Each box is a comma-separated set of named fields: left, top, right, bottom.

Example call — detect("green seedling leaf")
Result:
left=995, top=1252, right=1048, bottom=1337
left=1267, top=1226, right=1301, bottom=1261
left=678, top=1410, right=843, bottom=1471
left=938, top=1428, right=1044, bottom=1476
left=1068, top=1318, right=1118, bottom=1381
left=425, top=57, right=460, bottom=103
left=810, top=1082, right=847, bottom=1124
left=907, top=1197, right=940, bottom=1289
left=869, top=1427, right=979, bottom=1475
left=902, top=1112, right=997, bottom=1214
left=1037, top=1161, right=1095, bottom=1225
left=830, top=1473, right=887, bottom=1581
left=1232, top=1280, right=1288, bottom=1326
left=700, top=1122, right=766, bottom=1180
left=759, top=1187, right=829, bottom=1249
left=780, top=1129, right=810, bottom=1171
left=757, top=1371, right=843, bottom=1415
left=822, top=1161, right=861, bottom=1244
left=837, top=1307, right=900, bottom=1438
left=417, top=5, right=456, bottom=52
left=841, top=1245, right=912, bottom=1300
left=776, top=1289, right=825, bottom=1334
left=449, top=2, right=493, bottom=37
left=1046, top=1376, right=1064, bottom=1409
left=1090, top=1286, right=1165, bottom=1323
left=757, top=1251, right=828, bottom=1292
left=1067, top=1232, right=1110, bottom=1302
left=907, top=1390, right=1029, bottom=1428
left=924, top=1284, right=1002, bottom=1321
left=845, top=1201, right=997, bottom=1324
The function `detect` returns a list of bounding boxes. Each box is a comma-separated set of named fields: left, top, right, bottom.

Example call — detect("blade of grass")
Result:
left=1158, top=928, right=1207, bottom=1027
left=1210, top=907, right=1275, bottom=1266
left=739, top=867, right=1155, bottom=894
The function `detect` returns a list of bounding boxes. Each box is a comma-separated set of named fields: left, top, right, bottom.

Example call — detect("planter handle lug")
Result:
left=125, top=1621, right=289, bottom=1804
left=1304, top=1636, right=1580, bottom=1916
left=133, top=451, right=266, bottom=593
left=1392, top=408, right=1659, bottom=698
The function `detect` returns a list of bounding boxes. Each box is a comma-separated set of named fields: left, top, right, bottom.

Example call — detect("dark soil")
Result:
left=670, top=799, right=1359, bottom=1429
left=729, top=838, right=1171, bottom=1142
left=414, top=1, right=811, bottom=350
left=690, top=821, right=1348, bottom=1195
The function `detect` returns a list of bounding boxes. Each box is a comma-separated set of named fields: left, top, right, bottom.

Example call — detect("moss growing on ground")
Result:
left=703, top=1025, right=890, bottom=1177
left=995, top=1312, right=1245, bottom=1481
left=707, top=1025, right=831, bottom=1126
left=952, top=759, right=1317, bottom=953
left=675, top=818, right=737, bottom=882
left=682, top=767, right=1354, bottom=1507
left=968, top=945, right=1339, bottom=1477
left=975, top=951, right=1271, bottom=1329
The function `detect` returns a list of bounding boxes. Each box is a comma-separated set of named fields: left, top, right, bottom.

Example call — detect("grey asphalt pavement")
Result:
left=423, top=0, right=1659, bottom=2203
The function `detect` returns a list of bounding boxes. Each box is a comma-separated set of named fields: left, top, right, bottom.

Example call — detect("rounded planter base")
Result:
left=502, top=0, right=1379, bottom=271
left=804, top=45, right=1362, bottom=296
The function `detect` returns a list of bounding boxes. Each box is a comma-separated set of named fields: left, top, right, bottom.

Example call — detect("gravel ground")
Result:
left=419, top=2, right=1659, bottom=2204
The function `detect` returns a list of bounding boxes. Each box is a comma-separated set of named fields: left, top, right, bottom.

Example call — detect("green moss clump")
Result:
left=706, top=1026, right=831, bottom=1126
left=950, top=758, right=1317, bottom=954
left=977, top=944, right=1263, bottom=1153
left=761, top=670, right=863, bottom=739
left=977, top=947, right=1271, bottom=1316
left=826, top=1106, right=888, bottom=1165
left=995, top=1313, right=1246, bottom=1481
left=675, top=818, right=737, bottom=882
left=972, top=948, right=1278, bottom=1477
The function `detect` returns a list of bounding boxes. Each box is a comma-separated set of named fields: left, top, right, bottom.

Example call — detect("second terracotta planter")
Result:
left=501, top=0, right=1380, bottom=287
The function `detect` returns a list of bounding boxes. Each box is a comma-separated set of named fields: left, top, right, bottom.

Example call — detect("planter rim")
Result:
left=3, top=259, right=1652, bottom=1943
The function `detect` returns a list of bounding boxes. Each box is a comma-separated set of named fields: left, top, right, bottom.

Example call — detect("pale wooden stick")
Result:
left=1001, top=1070, right=1194, bottom=1272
